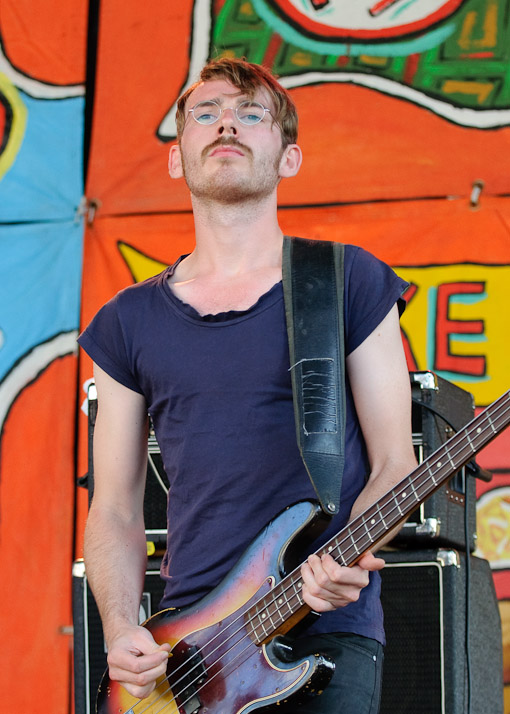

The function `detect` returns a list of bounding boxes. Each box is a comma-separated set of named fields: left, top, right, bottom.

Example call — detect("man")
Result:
left=79, top=58, right=417, bottom=713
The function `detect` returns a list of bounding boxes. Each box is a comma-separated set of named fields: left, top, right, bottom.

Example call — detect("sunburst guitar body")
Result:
left=96, top=501, right=334, bottom=714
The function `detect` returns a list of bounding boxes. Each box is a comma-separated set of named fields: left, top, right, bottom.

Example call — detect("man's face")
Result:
left=173, top=79, right=289, bottom=204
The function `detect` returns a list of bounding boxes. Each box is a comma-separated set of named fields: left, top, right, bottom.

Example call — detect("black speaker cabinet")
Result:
left=379, top=549, right=503, bottom=714
left=85, top=381, right=168, bottom=548
left=392, top=371, right=477, bottom=551
left=72, top=558, right=165, bottom=714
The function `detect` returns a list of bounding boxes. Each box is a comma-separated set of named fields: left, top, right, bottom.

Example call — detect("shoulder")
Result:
left=80, top=266, right=171, bottom=349
left=342, top=243, right=406, bottom=293
left=78, top=268, right=172, bottom=394
left=92, top=268, right=172, bottom=329
left=113, top=267, right=170, bottom=307
left=344, top=243, right=384, bottom=273
left=286, top=237, right=382, bottom=271
left=342, top=245, right=408, bottom=354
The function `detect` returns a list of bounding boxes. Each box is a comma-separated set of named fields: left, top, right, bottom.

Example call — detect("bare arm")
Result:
left=84, top=364, right=170, bottom=697
left=301, top=304, right=418, bottom=611
left=346, top=303, right=418, bottom=538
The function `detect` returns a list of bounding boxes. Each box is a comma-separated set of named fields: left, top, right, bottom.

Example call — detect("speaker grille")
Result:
left=379, top=550, right=503, bottom=714
left=380, top=562, right=443, bottom=713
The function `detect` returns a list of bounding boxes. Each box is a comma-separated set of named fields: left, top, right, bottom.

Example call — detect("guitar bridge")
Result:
left=173, top=644, right=207, bottom=714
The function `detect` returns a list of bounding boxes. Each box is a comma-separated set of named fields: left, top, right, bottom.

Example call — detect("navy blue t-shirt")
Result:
left=78, top=242, right=407, bottom=645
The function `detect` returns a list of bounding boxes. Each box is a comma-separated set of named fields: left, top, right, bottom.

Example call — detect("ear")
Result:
left=278, top=144, right=302, bottom=179
left=168, top=143, right=184, bottom=179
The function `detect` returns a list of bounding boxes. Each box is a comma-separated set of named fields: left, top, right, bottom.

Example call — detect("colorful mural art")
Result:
left=0, top=0, right=509, bottom=711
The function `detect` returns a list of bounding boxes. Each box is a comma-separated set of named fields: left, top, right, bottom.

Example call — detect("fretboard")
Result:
left=247, top=389, right=510, bottom=645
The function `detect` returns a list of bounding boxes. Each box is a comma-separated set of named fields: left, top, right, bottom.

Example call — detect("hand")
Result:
left=300, top=551, right=385, bottom=612
left=106, top=624, right=171, bottom=699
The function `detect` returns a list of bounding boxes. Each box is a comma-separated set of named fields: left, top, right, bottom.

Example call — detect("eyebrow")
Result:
left=193, top=93, right=254, bottom=106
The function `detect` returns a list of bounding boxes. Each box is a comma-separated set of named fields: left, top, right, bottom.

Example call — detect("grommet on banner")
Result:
left=75, top=196, right=101, bottom=226
left=469, top=179, right=484, bottom=209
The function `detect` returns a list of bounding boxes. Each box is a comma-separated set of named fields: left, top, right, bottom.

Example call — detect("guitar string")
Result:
left=131, top=587, right=267, bottom=714
left=136, top=635, right=271, bottom=714
left=126, top=394, right=510, bottom=714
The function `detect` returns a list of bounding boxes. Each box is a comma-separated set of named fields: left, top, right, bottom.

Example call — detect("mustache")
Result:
left=202, top=137, right=252, bottom=160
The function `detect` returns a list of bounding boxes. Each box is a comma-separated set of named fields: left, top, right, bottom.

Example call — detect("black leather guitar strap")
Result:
left=282, top=236, right=346, bottom=516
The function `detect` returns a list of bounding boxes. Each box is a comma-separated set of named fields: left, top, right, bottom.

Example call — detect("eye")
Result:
left=237, top=101, right=266, bottom=125
left=192, top=101, right=220, bottom=124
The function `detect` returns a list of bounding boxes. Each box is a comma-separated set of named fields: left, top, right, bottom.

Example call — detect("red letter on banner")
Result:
left=434, top=282, right=486, bottom=376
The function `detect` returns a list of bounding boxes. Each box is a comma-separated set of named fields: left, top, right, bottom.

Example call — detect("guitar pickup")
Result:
left=174, top=644, right=207, bottom=714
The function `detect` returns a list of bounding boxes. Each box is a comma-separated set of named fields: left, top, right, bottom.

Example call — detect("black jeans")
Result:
left=264, top=633, right=384, bottom=714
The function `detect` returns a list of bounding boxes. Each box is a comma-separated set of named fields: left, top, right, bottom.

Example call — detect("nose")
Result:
left=218, top=107, right=238, bottom=135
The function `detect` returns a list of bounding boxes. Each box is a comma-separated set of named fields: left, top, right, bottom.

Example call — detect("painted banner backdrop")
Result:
left=1, top=0, right=510, bottom=711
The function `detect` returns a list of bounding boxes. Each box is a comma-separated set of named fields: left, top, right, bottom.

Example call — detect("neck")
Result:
left=186, top=191, right=284, bottom=277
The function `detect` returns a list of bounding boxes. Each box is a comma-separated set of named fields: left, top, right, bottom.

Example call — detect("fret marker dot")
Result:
left=278, top=598, right=283, bottom=605
left=298, top=581, right=303, bottom=588
left=402, top=492, right=406, bottom=498
left=437, top=462, right=442, bottom=468
left=371, top=518, right=375, bottom=525
left=261, top=613, right=266, bottom=619
left=328, top=546, right=333, bottom=552
left=477, top=427, right=482, bottom=434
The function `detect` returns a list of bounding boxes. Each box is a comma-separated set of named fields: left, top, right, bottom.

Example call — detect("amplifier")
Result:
left=391, top=371, right=477, bottom=551
left=379, top=549, right=503, bottom=714
left=85, top=381, right=168, bottom=548
left=72, top=558, right=165, bottom=714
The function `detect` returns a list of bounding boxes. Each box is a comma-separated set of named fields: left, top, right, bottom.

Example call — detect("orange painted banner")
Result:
left=85, top=0, right=510, bottom=216
left=0, top=0, right=87, bottom=85
left=0, top=356, right=77, bottom=712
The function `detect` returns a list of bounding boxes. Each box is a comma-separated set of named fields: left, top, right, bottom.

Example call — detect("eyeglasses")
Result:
left=188, top=99, right=277, bottom=127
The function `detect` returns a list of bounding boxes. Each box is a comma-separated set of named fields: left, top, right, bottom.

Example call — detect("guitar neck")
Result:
left=247, top=389, right=510, bottom=644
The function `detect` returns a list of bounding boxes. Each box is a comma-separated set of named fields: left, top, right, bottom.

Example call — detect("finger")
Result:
left=117, top=678, right=158, bottom=700
left=129, top=628, right=171, bottom=658
left=301, top=559, right=343, bottom=611
left=314, top=554, right=370, bottom=589
left=111, top=647, right=170, bottom=673
left=300, top=572, right=336, bottom=613
left=107, top=629, right=171, bottom=697
left=317, top=551, right=384, bottom=577
left=317, top=553, right=346, bottom=582
left=356, top=551, right=385, bottom=572
left=108, top=654, right=169, bottom=698
left=305, top=554, right=332, bottom=587
left=301, top=557, right=371, bottom=611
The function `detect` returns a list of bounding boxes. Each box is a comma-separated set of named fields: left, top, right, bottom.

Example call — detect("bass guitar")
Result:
left=97, top=389, right=510, bottom=714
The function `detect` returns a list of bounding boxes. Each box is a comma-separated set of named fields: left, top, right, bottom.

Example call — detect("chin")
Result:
left=190, top=173, right=279, bottom=204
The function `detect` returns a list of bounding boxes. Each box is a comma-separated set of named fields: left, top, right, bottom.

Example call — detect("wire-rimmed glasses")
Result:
left=188, top=100, right=277, bottom=128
